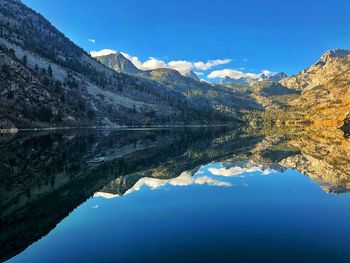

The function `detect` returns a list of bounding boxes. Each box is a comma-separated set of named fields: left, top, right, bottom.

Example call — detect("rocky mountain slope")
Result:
left=282, top=49, right=350, bottom=126
left=0, top=0, right=260, bottom=129
left=91, top=52, right=142, bottom=75
left=281, top=49, right=350, bottom=91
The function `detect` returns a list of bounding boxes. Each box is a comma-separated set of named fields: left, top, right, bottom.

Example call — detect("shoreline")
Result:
left=15, top=124, right=234, bottom=132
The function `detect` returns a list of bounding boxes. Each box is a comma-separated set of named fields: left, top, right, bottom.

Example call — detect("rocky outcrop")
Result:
left=280, top=49, right=350, bottom=91
left=268, top=72, right=288, bottom=82
left=279, top=49, right=350, bottom=126
left=93, top=52, right=142, bottom=75
left=183, top=70, right=200, bottom=81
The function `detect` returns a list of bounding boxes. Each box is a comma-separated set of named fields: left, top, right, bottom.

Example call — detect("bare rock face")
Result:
left=280, top=49, right=350, bottom=91
left=182, top=70, right=200, bottom=81
left=93, top=52, right=142, bottom=75
left=281, top=49, right=350, bottom=126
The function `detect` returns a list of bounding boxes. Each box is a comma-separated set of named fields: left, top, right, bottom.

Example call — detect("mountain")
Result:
left=268, top=72, right=288, bottom=82
left=0, top=0, right=260, bottom=129
left=93, top=51, right=200, bottom=81
left=284, top=49, right=350, bottom=127
left=221, top=76, right=252, bottom=86
left=91, top=51, right=142, bottom=75
left=248, top=81, right=300, bottom=110
left=221, top=72, right=287, bottom=86
left=280, top=49, right=350, bottom=91
left=183, top=70, right=200, bottom=81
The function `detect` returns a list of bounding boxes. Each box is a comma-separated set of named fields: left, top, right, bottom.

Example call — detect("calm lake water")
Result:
left=1, top=127, right=350, bottom=262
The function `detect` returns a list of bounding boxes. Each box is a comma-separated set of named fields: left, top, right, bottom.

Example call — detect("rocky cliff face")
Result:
left=280, top=49, right=350, bottom=91
left=92, top=52, right=142, bottom=75
left=284, top=49, right=350, bottom=126
left=183, top=70, right=200, bottom=81
left=268, top=72, right=288, bottom=82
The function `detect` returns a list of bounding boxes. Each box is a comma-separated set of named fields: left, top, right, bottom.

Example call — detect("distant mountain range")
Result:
left=0, top=0, right=349, bottom=130
left=220, top=72, right=287, bottom=86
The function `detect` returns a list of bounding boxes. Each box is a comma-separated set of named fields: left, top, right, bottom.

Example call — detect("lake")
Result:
left=1, top=126, right=350, bottom=262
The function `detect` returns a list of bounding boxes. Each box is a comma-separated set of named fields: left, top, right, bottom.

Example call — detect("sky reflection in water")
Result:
left=8, top=160, right=350, bottom=263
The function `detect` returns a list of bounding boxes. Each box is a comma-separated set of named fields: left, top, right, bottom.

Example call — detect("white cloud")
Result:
left=90, top=49, right=117, bottom=57
left=207, top=163, right=276, bottom=177
left=208, top=69, right=261, bottom=80
left=141, top=57, right=168, bottom=70
left=93, top=192, right=120, bottom=199
left=207, top=68, right=277, bottom=80
left=261, top=69, right=278, bottom=76
left=88, top=39, right=96, bottom=44
left=125, top=171, right=231, bottom=195
left=168, top=60, right=194, bottom=75
left=123, top=53, right=231, bottom=75
left=90, top=49, right=231, bottom=77
left=194, top=71, right=204, bottom=76
left=194, top=59, right=231, bottom=71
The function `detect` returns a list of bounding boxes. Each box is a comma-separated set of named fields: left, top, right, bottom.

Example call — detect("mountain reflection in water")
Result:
left=1, top=126, right=350, bottom=263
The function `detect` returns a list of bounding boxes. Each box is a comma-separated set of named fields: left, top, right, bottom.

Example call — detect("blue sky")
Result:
left=23, top=0, right=350, bottom=80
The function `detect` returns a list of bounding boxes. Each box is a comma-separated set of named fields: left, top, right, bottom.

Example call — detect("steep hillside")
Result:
left=281, top=49, right=350, bottom=91
left=285, top=49, right=350, bottom=126
left=249, top=81, right=300, bottom=110
left=183, top=70, right=200, bottom=81
left=222, top=80, right=300, bottom=111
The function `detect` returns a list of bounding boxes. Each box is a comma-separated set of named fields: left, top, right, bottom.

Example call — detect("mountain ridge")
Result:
left=221, top=72, right=287, bottom=86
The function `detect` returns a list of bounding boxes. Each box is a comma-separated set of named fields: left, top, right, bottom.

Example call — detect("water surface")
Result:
left=1, top=127, right=350, bottom=262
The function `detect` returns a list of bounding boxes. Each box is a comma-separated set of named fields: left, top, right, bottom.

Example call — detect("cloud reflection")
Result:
left=125, top=171, right=231, bottom=195
left=207, top=161, right=276, bottom=177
